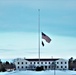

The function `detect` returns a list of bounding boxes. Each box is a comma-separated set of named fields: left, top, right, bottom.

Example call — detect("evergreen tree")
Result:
left=73, top=59, right=76, bottom=70
left=68, top=57, right=73, bottom=70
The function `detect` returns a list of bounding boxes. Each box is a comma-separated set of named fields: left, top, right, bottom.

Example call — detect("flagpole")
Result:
left=38, top=9, right=40, bottom=66
left=54, top=61, right=56, bottom=75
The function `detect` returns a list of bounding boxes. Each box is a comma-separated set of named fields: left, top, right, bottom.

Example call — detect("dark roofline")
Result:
left=25, top=58, right=59, bottom=61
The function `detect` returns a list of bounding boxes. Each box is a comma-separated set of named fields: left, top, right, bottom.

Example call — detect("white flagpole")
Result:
left=54, top=61, right=56, bottom=75
left=38, top=9, right=40, bottom=66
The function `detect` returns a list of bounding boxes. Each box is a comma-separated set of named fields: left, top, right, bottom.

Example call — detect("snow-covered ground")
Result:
left=0, top=70, right=76, bottom=75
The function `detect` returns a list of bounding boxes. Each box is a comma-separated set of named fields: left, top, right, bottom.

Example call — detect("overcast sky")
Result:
left=0, top=0, right=76, bottom=59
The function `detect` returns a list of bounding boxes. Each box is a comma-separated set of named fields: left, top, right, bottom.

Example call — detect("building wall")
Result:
left=55, top=59, right=68, bottom=70
left=13, top=58, right=68, bottom=70
left=28, top=61, right=53, bottom=70
left=14, top=58, right=30, bottom=70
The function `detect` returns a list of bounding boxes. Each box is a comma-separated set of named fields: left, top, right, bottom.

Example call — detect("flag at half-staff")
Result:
left=42, top=32, right=51, bottom=43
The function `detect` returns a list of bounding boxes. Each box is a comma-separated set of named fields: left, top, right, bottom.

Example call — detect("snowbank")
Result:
left=0, top=70, right=76, bottom=75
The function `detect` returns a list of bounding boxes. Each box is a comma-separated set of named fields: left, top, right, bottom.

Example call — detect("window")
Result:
left=22, top=62, right=23, bottom=64
left=22, top=66, right=23, bottom=68
left=57, top=62, right=59, bottom=64
left=61, top=62, right=63, bottom=64
left=61, top=66, right=63, bottom=68
left=26, top=66, right=27, bottom=68
left=37, top=62, right=39, bottom=64
left=45, top=66, right=47, bottom=69
left=41, top=62, right=43, bottom=64
left=18, top=66, right=19, bottom=68
left=17, top=62, right=19, bottom=64
left=49, top=66, right=50, bottom=68
left=34, top=62, right=35, bottom=64
left=65, top=62, right=67, bottom=64
left=57, top=66, right=59, bottom=68
left=25, top=62, right=27, bottom=64
left=65, top=66, right=67, bottom=68
left=45, top=62, right=47, bottom=64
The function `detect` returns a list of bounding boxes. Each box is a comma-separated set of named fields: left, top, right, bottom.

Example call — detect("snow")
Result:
left=0, top=70, right=76, bottom=75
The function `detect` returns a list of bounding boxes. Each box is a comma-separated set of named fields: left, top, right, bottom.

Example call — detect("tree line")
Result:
left=69, top=57, right=76, bottom=70
left=0, top=57, right=76, bottom=72
left=0, top=60, right=15, bottom=72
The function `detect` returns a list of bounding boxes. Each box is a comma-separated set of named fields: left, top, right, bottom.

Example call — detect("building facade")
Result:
left=13, top=58, right=68, bottom=70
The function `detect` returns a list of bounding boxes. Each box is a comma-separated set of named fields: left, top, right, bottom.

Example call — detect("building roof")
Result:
left=25, top=58, right=59, bottom=61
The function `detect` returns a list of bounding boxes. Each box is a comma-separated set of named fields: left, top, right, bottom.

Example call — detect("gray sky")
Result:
left=0, top=0, right=76, bottom=59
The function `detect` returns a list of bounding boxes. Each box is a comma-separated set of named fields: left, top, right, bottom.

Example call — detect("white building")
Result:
left=13, top=58, right=68, bottom=70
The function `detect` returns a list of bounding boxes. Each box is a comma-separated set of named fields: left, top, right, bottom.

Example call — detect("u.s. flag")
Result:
left=42, top=32, right=51, bottom=43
